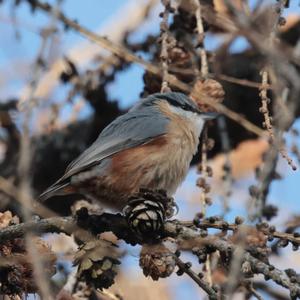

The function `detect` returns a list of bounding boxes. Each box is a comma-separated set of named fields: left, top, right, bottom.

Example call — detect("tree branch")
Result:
left=175, top=256, right=217, bottom=300
left=22, top=0, right=265, bottom=138
left=0, top=212, right=299, bottom=297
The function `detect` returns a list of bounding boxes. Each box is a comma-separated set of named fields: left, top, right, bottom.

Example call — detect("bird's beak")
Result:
left=201, top=112, right=219, bottom=120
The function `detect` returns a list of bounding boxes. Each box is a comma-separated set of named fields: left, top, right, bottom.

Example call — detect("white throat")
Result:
left=169, top=106, right=205, bottom=137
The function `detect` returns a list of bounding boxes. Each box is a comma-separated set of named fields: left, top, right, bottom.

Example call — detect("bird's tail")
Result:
left=39, top=181, right=71, bottom=202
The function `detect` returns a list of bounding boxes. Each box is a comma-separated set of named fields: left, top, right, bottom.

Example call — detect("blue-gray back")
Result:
left=59, top=98, right=169, bottom=181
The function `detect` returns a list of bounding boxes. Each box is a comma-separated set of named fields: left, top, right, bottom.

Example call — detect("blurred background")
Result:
left=1, top=0, right=300, bottom=299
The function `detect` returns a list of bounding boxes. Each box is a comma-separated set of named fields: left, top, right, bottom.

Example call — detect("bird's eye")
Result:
left=181, top=103, right=197, bottom=113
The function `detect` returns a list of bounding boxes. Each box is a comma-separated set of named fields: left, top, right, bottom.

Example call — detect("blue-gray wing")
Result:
left=60, top=106, right=169, bottom=181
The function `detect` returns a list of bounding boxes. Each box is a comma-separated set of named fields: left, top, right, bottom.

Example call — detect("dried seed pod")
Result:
left=206, top=166, right=213, bottom=177
left=168, top=46, right=192, bottom=69
left=196, top=177, right=206, bottom=188
left=0, top=237, right=56, bottom=295
left=139, top=244, right=176, bottom=280
left=230, top=227, right=267, bottom=249
left=74, top=239, right=121, bottom=290
left=190, top=79, right=225, bottom=112
left=249, top=185, right=259, bottom=197
left=235, top=216, right=244, bottom=225
left=0, top=211, right=19, bottom=229
left=278, top=239, right=289, bottom=248
left=123, top=189, right=177, bottom=241
left=262, top=204, right=278, bottom=220
left=241, top=261, right=253, bottom=277
left=205, top=197, right=212, bottom=206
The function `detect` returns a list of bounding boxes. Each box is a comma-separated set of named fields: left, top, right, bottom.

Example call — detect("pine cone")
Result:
left=0, top=211, right=19, bottom=229
left=190, top=79, right=225, bottom=112
left=169, top=46, right=192, bottom=68
left=140, top=244, right=176, bottom=280
left=123, top=189, right=177, bottom=242
left=74, top=239, right=121, bottom=290
left=0, top=237, right=56, bottom=295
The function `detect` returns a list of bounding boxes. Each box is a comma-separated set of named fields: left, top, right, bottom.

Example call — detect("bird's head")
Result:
left=137, top=92, right=217, bottom=123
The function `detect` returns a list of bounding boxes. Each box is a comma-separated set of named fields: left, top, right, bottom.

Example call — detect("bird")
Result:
left=39, top=92, right=216, bottom=210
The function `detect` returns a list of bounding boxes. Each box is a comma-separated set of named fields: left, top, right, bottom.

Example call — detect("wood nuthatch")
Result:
left=40, top=92, right=216, bottom=209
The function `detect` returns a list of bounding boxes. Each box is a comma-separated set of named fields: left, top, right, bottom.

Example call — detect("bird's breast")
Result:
left=161, top=115, right=201, bottom=193
left=105, top=115, right=200, bottom=197
left=78, top=117, right=201, bottom=209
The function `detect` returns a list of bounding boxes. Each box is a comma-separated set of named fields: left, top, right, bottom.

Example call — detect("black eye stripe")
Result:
left=157, top=94, right=199, bottom=113
left=140, top=92, right=201, bottom=114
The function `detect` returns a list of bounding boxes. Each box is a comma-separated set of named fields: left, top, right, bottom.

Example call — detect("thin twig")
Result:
left=23, top=0, right=266, bottom=138
left=159, top=0, right=172, bottom=93
left=194, top=0, right=208, bottom=78
left=224, top=226, right=247, bottom=298
left=197, top=128, right=213, bottom=286
left=0, top=216, right=75, bottom=244
left=259, top=70, right=297, bottom=171
left=15, top=6, right=63, bottom=296
left=245, top=282, right=264, bottom=300
left=254, top=281, right=290, bottom=300
left=260, top=70, right=274, bottom=140
left=216, top=73, right=272, bottom=89
left=194, top=0, right=213, bottom=285
left=174, top=256, right=217, bottom=300
left=167, top=67, right=274, bottom=89
left=0, top=176, right=95, bottom=243
left=180, top=219, right=300, bottom=246
left=217, top=116, right=232, bottom=215
left=199, top=129, right=209, bottom=216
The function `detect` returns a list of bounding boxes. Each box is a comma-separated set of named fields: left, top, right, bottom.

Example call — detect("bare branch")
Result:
left=175, top=256, right=217, bottom=300
left=21, top=0, right=266, bottom=138
left=0, top=212, right=299, bottom=297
